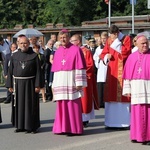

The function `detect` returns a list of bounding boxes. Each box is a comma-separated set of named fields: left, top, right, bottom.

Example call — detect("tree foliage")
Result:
left=0, top=0, right=150, bottom=29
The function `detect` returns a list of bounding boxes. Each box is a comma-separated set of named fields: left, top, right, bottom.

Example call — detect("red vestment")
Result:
left=81, top=47, right=99, bottom=113
left=100, top=36, right=131, bottom=103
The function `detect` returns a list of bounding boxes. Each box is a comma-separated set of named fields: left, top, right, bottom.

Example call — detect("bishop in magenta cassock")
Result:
left=123, top=35, right=150, bottom=145
left=51, top=30, right=87, bottom=135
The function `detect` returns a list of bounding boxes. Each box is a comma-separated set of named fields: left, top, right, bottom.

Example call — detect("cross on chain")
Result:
left=61, top=59, right=66, bottom=65
left=138, top=67, right=142, bottom=74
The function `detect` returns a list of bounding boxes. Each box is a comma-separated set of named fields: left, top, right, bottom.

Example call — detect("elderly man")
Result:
left=123, top=35, right=150, bottom=145
left=44, top=39, right=54, bottom=101
left=70, top=34, right=99, bottom=127
left=6, top=36, right=41, bottom=134
left=52, top=29, right=87, bottom=135
left=30, top=36, right=44, bottom=54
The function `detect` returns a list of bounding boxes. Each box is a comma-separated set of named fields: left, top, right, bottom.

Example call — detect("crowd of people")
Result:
left=0, top=25, right=150, bottom=145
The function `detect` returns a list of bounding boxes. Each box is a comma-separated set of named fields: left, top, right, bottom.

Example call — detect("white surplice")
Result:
left=82, top=103, right=95, bottom=122
left=93, top=46, right=108, bottom=82
left=105, top=102, right=130, bottom=127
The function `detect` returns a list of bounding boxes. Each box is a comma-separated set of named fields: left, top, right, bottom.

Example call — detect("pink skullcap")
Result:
left=136, top=35, right=146, bottom=40
left=60, top=29, right=69, bottom=33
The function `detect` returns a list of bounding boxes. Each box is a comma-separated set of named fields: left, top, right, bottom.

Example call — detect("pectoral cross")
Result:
left=20, top=61, right=26, bottom=69
left=138, top=67, right=142, bottom=74
left=61, top=59, right=66, bottom=65
left=22, top=63, right=25, bottom=69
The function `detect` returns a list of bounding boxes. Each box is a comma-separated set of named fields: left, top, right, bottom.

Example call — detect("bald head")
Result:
left=19, top=36, right=30, bottom=52
left=136, top=35, right=149, bottom=53
left=47, top=39, right=54, bottom=49
left=17, top=34, right=26, bottom=47
left=70, top=34, right=81, bottom=46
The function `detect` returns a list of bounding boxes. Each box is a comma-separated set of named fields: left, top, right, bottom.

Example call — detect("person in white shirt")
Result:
left=30, top=36, right=44, bottom=54
left=0, top=36, right=11, bottom=60
left=93, top=32, right=108, bottom=108
left=131, top=36, right=138, bottom=53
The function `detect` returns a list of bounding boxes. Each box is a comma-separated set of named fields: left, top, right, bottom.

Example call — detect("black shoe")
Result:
left=100, top=105, right=105, bottom=108
left=131, top=140, right=137, bottom=143
left=4, top=100, right=11, bottom=104
left=66, top=133, right=82, bottom=136
left=47, top=97, right=52, bottom=101
left=31, top=130, right=37, bottom=134
left=146, top=142, right=150, bottom=145
left=105, top=126, right=129, bottom=130
left=14, top=129, right=24, bottom=133
left=25, top=130, right=32, bottom=134
left=142, top=141, right=150, bottom=145
left=142, top=142, right=147, bottom=145
left=83, top=121, right=89, bottom=128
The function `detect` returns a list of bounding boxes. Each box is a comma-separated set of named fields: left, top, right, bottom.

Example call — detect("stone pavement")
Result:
left=0, top=86, right=149, bottom=150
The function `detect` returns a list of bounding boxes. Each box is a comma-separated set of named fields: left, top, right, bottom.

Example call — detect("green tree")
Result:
left=95, top=0, right=150, bottom=18
left=18, top=0, right=41, bottom=27
left=0, top=0, right=21, bottom=28
left=134, top=0, right=148, bottom=15
left=44, top=0, right=99, bottom=26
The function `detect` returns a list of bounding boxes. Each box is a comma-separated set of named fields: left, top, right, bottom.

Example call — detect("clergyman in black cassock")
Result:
left=6, top=36, right=41, bottom=133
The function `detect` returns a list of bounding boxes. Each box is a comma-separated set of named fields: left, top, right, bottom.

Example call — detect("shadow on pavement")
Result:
left=0, top=98, right=6, bottom=103
left=83, top=126, right=126, bottom=136
left=40, top=119, right=54, bottom=124
left=39, top=126, right=53, bottom=133
left=0, top=123, right=13, bottom=129
left=95, top=114, right=105, bottom=119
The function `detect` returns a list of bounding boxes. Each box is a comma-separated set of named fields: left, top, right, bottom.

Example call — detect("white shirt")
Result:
left=0, top=40, right=11, bottom=57
left=131, top=46, right=138, bottom=53
left=93, top=46, right=108, bottom=82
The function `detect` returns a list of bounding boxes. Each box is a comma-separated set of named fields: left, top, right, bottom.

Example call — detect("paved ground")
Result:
left=0, top=86, right=149, bottom=150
